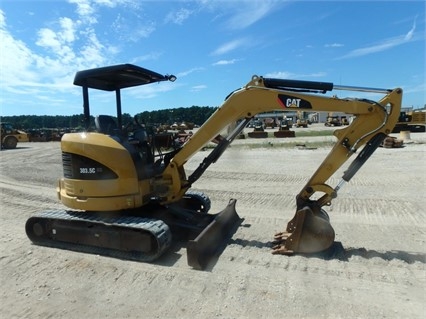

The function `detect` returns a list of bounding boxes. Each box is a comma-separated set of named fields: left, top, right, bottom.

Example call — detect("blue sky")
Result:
left=0, top=0, right=424, bottom=116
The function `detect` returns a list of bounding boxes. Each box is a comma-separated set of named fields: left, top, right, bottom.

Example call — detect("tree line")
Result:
left=1, top=106, right=217, bottom=130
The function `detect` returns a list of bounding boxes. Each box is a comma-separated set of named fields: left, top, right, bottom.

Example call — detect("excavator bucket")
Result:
left=272, top=206, right=335, bottom=254
left=187, top=199, right=242, bottom=270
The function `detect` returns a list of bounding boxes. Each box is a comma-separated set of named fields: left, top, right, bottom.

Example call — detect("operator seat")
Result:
left=95, top=115, right=120, bottom=136
left=94, top=115, right=156, bottom=180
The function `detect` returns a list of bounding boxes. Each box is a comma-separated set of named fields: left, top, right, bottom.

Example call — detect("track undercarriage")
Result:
left=25, top=192, right=242, bottom=270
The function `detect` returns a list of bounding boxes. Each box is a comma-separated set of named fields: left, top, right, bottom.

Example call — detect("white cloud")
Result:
left=265, top=71, right=326, bottom=79
left=132, top=51, right=163, bottom=63
left=309, top=72, right=327, bottom=78
left=404, top=18, right=416, bottom=41
left=177, top=67, right=204, bottom=77
left=211, top=38, right=249, bottom=55
left=68, top=0, right=139, bottom=24
left=128, top=81, right=177, bottom=100
left=79, top=29, right=106, bottom=64
left=403, top=82, right=426, bottom=94
left=35, top=18, right=76, bottom=58
left=164, top=8, right=193, bottom=25
left=191, top=85, right=207, bottom=92
left=223, top=0, right=283, bottom=30
left=0, top=4, right=108, bottom=99
left=212, top=59, right=238, bottom=66
left=339, top=21, right=417, bottom=59
left=1, top=0, right=155, bottom=111
left=195, top=0, right=284, bottom=31
left=0, top=9, right=5, bottom=28
left=59, top=17, right=76, bottom=43
left=134, top=24, right=156, bottom=39
left=264, top=71, right=294, bottom=79
left=325, top=43, right=344, bottom=48
left=112, top=12, right=155, bottom=42
left=36, top=28, right=62, bottom=50
left=68, top=0, right=97, bottom=24
left=93, top=0, right=116, bottom=7
left=0, top=10, right=40, bottom=85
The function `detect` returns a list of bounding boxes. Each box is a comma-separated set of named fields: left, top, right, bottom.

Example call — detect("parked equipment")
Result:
left=296, top=118, right=308, bottom=128
left=25, top=64, right=402, bottom=269
left=1, top=122, right=29, bottom=149
left=274, top=117, right=295, bottom=138
left=325, top=115, right=342, bottom=126
left=392, top=110, right=425, bottom=133
left=248, top=119, right=268, bottom=138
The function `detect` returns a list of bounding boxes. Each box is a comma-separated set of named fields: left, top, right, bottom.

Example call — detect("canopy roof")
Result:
left=73, top=64, right=171, bottom=91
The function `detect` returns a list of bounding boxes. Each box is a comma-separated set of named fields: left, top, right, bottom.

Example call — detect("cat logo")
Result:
left=278, top=94, right=312, bottom=109
left=286, top=98, right=301, bottom=108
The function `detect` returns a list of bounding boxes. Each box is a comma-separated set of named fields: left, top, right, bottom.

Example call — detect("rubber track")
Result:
left=27, top=210, right=172, bottom=262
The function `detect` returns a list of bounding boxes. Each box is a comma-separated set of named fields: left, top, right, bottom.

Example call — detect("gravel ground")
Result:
left=1, top=125, right=425, bottom=319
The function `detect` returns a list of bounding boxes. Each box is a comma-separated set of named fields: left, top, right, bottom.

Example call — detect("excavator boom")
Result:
left=159, top=76, right=401, bottom=202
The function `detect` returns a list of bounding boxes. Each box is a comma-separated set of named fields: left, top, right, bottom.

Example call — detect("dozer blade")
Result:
left=272, top=206, right=335, bottom=254
left=187, top=199, right=242, bottom=270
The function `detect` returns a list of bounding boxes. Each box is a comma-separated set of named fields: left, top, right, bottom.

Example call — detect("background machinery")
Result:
left=274, top=116, right=295, bottom=138
left=25, top=64, right=402, bottom=269
left=325, top=114, right=342, bottom=126
left=247, top=119, right=268, bottom=138
left=1, top=122, right=30, bottom=149
left=295, top=111, right=309, bottom=128
left=392, top=108, right=426, bottom=133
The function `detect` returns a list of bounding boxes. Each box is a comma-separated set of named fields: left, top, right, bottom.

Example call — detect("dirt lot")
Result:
left=1, top=126, right=425, bottom=319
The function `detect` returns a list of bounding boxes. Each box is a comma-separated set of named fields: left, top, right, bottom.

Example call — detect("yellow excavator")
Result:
left=25, top=64, right=402, bottom=269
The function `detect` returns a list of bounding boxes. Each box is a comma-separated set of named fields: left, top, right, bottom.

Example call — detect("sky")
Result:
left=0, top=0, right=425, bottom=117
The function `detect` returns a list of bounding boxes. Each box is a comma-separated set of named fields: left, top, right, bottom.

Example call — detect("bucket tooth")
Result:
left=187, top=199, right=242, bottom=270
left=272, top=206, right=335, bottom=254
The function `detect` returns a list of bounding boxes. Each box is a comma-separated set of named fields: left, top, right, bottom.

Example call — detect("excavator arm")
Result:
left=158, top=75, right=402, bottom=202
left=156, top=75, right=402, bottom=256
